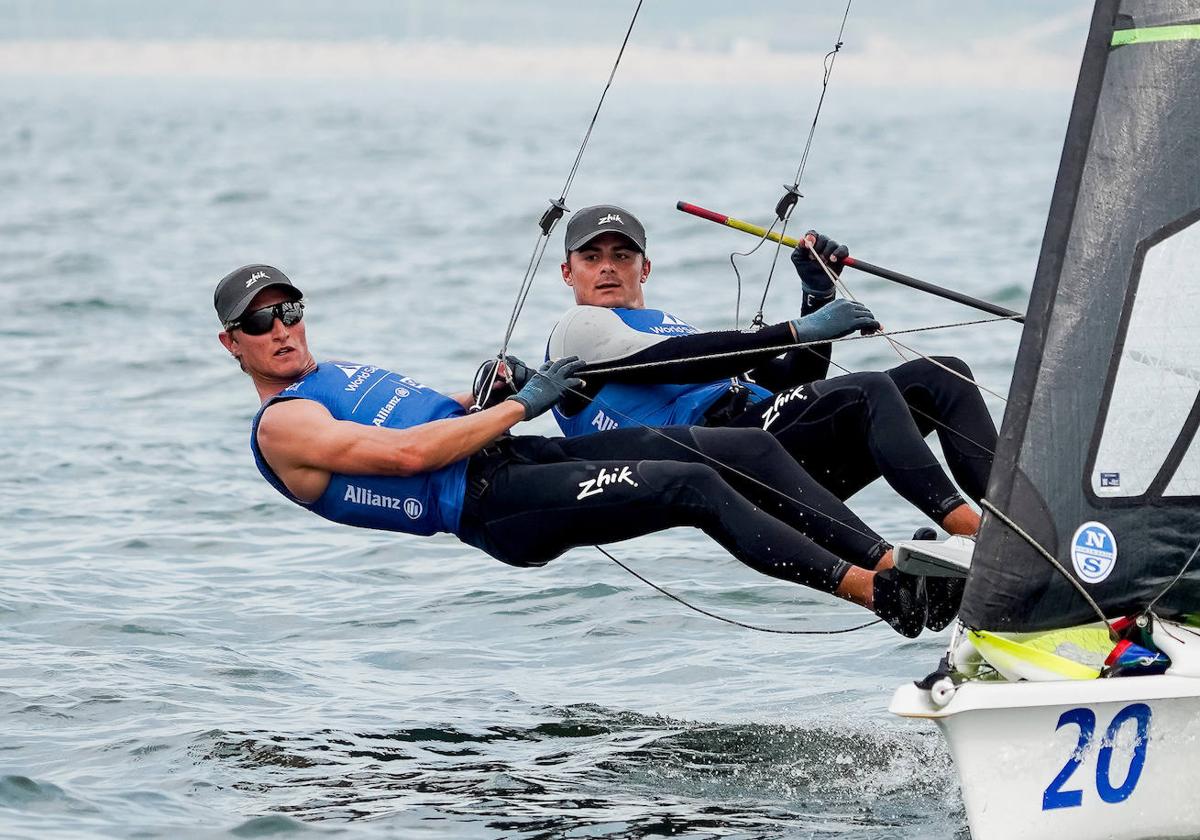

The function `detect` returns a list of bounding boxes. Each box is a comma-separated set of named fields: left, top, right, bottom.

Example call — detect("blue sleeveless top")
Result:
left=250, top=362, right=469, bottom=536
left=551, top=307, right=770, bottom=437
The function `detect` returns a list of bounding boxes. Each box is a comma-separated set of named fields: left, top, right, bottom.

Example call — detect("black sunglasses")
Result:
left=226, top=300, right=304, bottom=335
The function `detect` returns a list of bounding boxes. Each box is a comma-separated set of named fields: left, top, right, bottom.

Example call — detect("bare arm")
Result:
left=258, top=397, right=524, bottom=487
left=448, top=391, right=476, bottom=409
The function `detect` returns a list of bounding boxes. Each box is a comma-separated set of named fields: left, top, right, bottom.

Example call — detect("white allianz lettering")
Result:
left=577, top=466, right=639, bottom=500
left=591, top=410, right=618, bottom=432
left=372, top=387, right=411, bottom=426
left=344, top=484, right=409, bottom=512
left=761, top=385, right=808, bottom=431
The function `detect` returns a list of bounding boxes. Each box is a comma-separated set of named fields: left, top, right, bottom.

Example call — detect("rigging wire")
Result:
left=1144, top=536, right=1200, bottom=616
left=597, top=546, right=882, bottom=635
left=819, top=354, right=999, bottom=461
left=803, top=239, right=1011, bottom=403
left=747, top=0, right=854, bottom=328
left=476, top=0, right=645, bottom=411
left=583, top=314, right=1020, bottom=377
left=729, top=217, right=781, bottom=329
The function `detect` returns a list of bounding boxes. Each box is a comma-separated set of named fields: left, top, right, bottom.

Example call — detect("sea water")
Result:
left=0, top=74, right=1069, bottom=838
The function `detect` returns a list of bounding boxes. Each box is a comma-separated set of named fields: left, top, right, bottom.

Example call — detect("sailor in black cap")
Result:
left=497, top=206, right=1000, bottom=630
left=215, top=263, right=932, bottom=637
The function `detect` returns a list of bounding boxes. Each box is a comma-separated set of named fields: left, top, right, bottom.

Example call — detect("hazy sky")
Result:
left=0, top=1, right=1094, bottom=89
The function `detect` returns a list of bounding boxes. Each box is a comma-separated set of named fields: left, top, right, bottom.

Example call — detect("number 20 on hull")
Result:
left=1042, top=703, right=1151, bottom=810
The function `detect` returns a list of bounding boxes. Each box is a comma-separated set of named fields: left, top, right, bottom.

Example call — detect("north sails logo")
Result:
left=245, top=270, right=269, bottom=287
left=598, top=213, right=623, bottom=225
left=761, top=384, right=809, bottom=431
left=344, top=485, right=423, bottom=519
left=577, top=466, right=638, bottom=500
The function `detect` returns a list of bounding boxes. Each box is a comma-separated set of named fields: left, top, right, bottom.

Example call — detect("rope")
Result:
left=803, top=238, right=1011, bottom=403
left=819, top=354, right=999, bottom=460
left=582, top=314, right=1019, bottom=377
left=744, top=0, right=854, bottom=327
left=792, top=1, right=853, bottom=189
left=596, top=546, right=882, bottom=635
left=729, top=216, right=781, bottom=329
left=476, top=0, right=644, bottom=411
left=979, top=498, right=1116, bottom=639
left=1144, top=536, right=1200, bottom=616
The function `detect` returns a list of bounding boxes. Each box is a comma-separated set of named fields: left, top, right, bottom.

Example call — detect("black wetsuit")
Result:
left=550, top=299, right=998, bottom=521
left=456, top=426, right=892, bottom=593
left=727, top=357, right=996, bottom=511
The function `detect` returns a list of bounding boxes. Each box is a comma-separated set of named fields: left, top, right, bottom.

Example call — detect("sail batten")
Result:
left=963, top=0, right=1200, bottom=630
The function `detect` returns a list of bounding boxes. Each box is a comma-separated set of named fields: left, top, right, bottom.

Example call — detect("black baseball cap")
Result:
left=214, top=264, right=303, bottom=326
left=564, top=205, right=646, bottom=255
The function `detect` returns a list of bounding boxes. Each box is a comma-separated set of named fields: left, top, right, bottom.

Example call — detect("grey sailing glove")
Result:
left=472, top=355, right=533, bottom=409
left=507, top=356, right=586, bottom=420
left=791, top=230, right=849, bottom=299
left=789, top=298, right=879, bottom=342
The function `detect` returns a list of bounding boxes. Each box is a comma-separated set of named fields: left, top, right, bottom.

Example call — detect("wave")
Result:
left=190, top=704, right=962, bottom=835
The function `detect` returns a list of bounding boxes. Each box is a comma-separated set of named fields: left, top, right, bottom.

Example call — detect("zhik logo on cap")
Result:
left=245, top=270, right=270, bottom=288
left=598, top=213, right=623, bottom=225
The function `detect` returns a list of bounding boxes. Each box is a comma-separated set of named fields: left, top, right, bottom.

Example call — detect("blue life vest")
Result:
left=552, top=308, right=770, bottom=437
left=250, top=362, right=469, bottom=536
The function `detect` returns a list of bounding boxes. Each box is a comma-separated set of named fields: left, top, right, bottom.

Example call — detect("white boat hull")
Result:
left=891, top=676, right=1200, bottom=840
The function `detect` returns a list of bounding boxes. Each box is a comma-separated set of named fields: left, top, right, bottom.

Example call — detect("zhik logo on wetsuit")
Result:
left=761, top=384, right=809, bottom=431
left=577, top=466, right=639, bottom=500
left=598, top=213, right=623, bottom=225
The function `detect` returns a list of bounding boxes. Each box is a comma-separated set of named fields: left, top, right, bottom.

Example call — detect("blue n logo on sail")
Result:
left=1070, top=521, right=1118, bottom=583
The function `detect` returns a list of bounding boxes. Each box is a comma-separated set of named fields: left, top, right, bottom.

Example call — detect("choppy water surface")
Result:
left=1, top=75, right=1069, bottom=838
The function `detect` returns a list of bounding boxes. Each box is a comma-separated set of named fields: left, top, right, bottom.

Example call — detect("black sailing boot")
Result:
left=912, top=527, right=966, bottom=631
left=873, top=567, right=927, bottom=638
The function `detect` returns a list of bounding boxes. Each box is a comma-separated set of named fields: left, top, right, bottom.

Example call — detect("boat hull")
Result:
left=890, top=677, right=1200, bottom=840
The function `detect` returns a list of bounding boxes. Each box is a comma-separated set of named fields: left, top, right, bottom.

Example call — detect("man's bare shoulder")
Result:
left=258, top=398, right=334, bottom=449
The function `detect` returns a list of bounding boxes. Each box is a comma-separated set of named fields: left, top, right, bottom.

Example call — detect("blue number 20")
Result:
left=1042, top=703, right=1152, bottom=811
